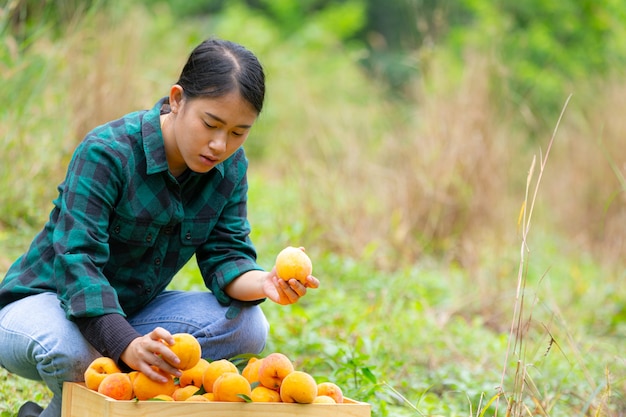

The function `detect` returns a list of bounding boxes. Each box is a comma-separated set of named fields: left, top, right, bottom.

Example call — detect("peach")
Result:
left=132, top=368, right=176, bottom=400
left=212, top=372, right=251, bottom=402
left=242, top=357, right=264, bottom=385
left=250, top=385, right=282, bottom=402
left=151, top=394, right=174, bottom=401
left=164, top=333, right=202, bottom=370
left=275, top=246, right=313, bottom=284
left=179, top=358, right=210, bottom=388
left=280, top=370, right=318, bottom=404
left=258, top=352, right=294, bottom=391
left=317, top=381, right=344, bottom=403
left=97, top=373, right=133, bottom=400
left=313, top=395, right=337, bottom=404
left=202, top=359, right=239, bottom=393
left=84, top=357, right=122, bottom=391
left=172, top=385, right=201, bottom=401
left=186, top=394, right=210, bottom=402
left=128, top=371, right=139, bottom=385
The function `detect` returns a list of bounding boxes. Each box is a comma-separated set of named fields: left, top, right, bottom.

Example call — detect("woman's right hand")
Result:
left=120, top=327, right=182, bottom=383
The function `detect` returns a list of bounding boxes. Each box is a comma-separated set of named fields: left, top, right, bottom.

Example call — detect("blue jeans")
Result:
left=0, top=291, right=269, bottom=417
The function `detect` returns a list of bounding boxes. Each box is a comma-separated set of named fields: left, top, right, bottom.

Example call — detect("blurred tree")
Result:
left=448, top=0, right=626, bottom=131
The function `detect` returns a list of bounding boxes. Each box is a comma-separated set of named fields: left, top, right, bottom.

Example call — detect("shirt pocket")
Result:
left=109, top=214, right=162, bottom=247
left=180, top=218, right=217, bottom=246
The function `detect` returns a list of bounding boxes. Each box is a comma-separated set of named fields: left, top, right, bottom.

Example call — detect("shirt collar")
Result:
left=141, top=97, right=224, bottom=178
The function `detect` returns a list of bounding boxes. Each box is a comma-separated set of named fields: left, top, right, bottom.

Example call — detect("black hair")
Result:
left=176, top=38, right=265, bottom=114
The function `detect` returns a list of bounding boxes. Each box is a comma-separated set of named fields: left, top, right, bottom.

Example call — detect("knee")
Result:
left=36, top=337, right=100, bottom=390
left=197, top=305, right=269, bottom=360
left=236, top=305, right=269, bottom=354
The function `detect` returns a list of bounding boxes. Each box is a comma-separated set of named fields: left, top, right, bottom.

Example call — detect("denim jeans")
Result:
left=0, top=291, right=269, bottom=417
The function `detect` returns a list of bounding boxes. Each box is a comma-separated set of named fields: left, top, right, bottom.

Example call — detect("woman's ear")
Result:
left=169, top=85, right=184, bottom=114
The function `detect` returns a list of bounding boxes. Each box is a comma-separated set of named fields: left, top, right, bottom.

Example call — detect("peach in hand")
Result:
left=275, top=246, right=313, bottom=284
left=164, top=333, right=202, bottom=371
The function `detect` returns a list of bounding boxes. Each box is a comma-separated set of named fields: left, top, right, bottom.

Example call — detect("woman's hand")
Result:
left=263, top=267, right=320, bottom=305
left=120, top=327, right=182, bottom=383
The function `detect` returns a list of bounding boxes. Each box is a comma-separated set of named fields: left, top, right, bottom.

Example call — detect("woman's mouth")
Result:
left=200, top=154, right=218, bottom=166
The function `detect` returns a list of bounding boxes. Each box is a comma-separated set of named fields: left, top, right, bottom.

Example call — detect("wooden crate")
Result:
left=61, top=382, right=371, bottom=417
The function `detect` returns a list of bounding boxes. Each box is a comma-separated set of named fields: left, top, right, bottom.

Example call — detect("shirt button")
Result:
left=145, top=287, right=152, bottom=294
left=185, top=231, right=191, bottom=240
left=146, top=234, right=153, bottom=243
left=113, top=226, right=120, bottom=234
left=154, top=258, right=161, bottom=266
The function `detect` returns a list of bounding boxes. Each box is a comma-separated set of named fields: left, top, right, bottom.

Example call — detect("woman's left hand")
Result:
left=263, top=267, right=319, bottom=305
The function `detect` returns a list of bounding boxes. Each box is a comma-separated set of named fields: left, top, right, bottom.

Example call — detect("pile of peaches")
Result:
left=84, top=333, right=344, bottom=404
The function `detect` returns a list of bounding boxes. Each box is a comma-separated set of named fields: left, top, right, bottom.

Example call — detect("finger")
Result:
left=140, top=363, right=171, bottom=383
left=305, top=275, right=320, bottom=289
left=151, top=327, right=174, bottom=345
left=138, top=346, right=182, bottom=378
left=281, top=279, right=302, bottom=303
left=274, top=278, right=296, bottom=305
left=149, top=342, right=182, bottom=374
left=287, top=280, right=307, bottom=297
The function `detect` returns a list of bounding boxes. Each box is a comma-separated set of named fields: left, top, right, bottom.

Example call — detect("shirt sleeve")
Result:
left=53, top=137, right=126, bottom=319
left=195, top=157, right=265, bottom=306
left=74, top=314, right=141, bottom=367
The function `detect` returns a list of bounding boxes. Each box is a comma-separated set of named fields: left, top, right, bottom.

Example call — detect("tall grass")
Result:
left=1, top=2, right=625, bottom=416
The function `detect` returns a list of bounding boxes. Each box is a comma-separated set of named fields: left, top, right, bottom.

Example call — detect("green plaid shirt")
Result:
left=0, top=98, right=263, bottom=319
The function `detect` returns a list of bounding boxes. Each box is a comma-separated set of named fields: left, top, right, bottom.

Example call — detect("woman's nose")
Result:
left=209, top=132, right=227, bottom=154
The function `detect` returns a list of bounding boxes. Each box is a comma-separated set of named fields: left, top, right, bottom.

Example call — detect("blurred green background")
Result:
left=1, top=0, right=625, bottom=416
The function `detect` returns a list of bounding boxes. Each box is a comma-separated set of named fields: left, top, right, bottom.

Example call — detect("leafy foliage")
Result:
left=446, top=0, right=626, bottom=131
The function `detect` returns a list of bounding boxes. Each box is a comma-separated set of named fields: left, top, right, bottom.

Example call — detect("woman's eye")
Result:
left=204, top=122, right=216, bottom=129
left=232, top=131, right=243, bottom=137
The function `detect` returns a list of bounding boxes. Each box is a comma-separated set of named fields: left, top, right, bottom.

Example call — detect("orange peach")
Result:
left=128, top=371, right=139, bottom=385
left=164, top=333, right=202, bottom=370
left=151, top=394, right=174, bottom=401
left=242, top=357, right=264, bottom=385
left=179, top=358, right=210, bottom=388
left=172, top=385, right=201, bottom=401
left=250, top=385, right=282, bottom=402
left=202, top=359, right=239, bottom=393
left=280, top=371, right=318, bottom=404
left=317, top=381, right=344, bottom=403
left=313, top=395, right=337, bottom=404
left=132, top=368, right=176, bottom=400
left=212, top=372, right=252, bottom=402
left=275, top=246, right=313, bottom=284
left=258, top=352, right=294, bottom=391
left=186, top=394, right=210, bottom=402
left=84, top=357, right=122, bottom=391
left=97, top=373, right=133, bottom=400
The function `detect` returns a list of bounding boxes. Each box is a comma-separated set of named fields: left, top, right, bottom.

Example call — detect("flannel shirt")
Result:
left=0, top=97, right=264, bottom=320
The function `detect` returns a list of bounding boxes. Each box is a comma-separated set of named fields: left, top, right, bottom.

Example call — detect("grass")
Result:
left=1, top=2, right=626, bottom=416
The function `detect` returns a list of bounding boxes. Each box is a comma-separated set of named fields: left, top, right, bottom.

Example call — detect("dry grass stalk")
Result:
left=496, top=95, right=571, bottom=417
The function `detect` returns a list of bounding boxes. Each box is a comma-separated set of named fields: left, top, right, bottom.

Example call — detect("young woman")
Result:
left=0, top=38, right=319, bottom=417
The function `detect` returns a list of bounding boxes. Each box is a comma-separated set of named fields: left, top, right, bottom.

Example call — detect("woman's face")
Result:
left=163, top=86, right=258, bottom=177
